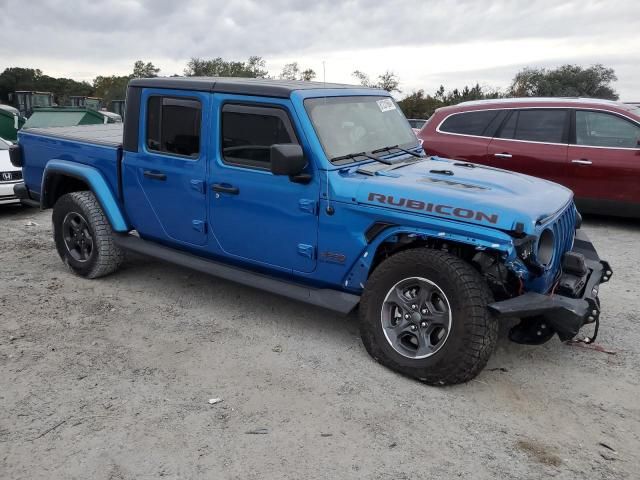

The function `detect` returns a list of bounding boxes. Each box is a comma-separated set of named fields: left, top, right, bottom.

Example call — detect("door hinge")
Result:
left=298, top=199, right=317, bottom=215
left=192, top=220, right=207, bottom=233
left=297, top=244, right=315, bottom=259
left=190, top=179, right=206, bottom=194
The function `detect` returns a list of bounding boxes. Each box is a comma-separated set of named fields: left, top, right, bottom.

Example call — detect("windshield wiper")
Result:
left=330, top=151, right=393, bottom=165
left=371, top=144, right=423, bottom=158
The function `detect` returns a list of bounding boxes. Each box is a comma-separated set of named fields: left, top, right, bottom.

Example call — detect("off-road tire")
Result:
left=360, top=248, right=497, bottom=385
left=52, top=191, right=124, bottom=279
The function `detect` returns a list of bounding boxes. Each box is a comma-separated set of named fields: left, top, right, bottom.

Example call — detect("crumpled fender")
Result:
left=342, top=224, right=516, bottom=292
left=42, top=159, right=129, bottom=232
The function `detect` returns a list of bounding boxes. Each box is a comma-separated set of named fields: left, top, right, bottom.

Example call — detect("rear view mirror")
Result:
left=270, top=144, right=311, bottom=183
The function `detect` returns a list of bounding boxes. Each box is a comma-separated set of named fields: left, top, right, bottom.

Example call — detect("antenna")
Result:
left=322, top=60, right=334, bottom=216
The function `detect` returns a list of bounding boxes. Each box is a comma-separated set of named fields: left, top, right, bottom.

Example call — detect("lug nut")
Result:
left=420, top=308, right=427, bottom=314
left=591, top=309, right=597, bottom=316
left=410, top=324, right=417, bottom=331
left=587, top=316, right=594, bottom=322
left=420, top=321, right=427, bottom=328
left=411, top=304, right=417, bottom=310
left=404, top=314, right=410, bottom=319
left=606, top=270, right=612, bottom=276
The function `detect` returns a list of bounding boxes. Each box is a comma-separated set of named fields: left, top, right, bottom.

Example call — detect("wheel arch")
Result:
left=343, top=224, right=515, bottom=292
left=42, top=159, right=129, bottom=232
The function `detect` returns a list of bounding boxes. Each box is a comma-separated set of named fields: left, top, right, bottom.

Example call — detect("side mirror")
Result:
left=270, top=144, right=310, bottom=183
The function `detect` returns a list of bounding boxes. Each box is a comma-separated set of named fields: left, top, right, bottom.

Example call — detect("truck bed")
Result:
left=19, top=123, right=124, bottom=203
left=22, top=123, right=123, bottom=147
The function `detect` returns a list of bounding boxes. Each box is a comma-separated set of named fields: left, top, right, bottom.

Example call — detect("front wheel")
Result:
left=52, top=191, right=124, bottom=279
left=359, top=248, right=497, bottom=385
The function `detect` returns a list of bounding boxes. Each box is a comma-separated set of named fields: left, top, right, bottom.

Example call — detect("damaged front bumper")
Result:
left=488, top=230, right=612, bottom=342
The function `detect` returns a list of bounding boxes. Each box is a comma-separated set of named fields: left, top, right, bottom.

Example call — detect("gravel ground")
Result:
left=1, top=204, right=638, bottom=479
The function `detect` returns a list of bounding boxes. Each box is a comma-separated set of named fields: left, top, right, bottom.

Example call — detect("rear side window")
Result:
left=439, top=110, right=500, bottom=136
left=221, top=104, right=297, bottom=169
left=575, top=110, right=640, bottom=148
left=498, top=109, right=568, bottom=143
left=146, top=96, right=202, bottom=158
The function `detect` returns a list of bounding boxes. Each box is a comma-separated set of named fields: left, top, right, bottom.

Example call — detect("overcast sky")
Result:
left=1, top=0, right=638, bottom=100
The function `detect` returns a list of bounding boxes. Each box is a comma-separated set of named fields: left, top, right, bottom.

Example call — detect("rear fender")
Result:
left=42, top=159, right=129, bottom=232
left=343, top=225, right=516, bottom=292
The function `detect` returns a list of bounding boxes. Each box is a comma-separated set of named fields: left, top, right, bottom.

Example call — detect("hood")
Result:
left=343, top=157, right=573, bottom=233
left=0, top=149, right=19, bottom=172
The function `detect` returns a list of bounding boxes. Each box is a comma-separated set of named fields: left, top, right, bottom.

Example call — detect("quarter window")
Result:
left=498, top=109, right=568, bottom=143
left=575, top=110, right=640, bottom=148
left=221, top=104, right=297, bottom=169
left=439, top=110, right=501, bottom=136
left=146, top=96, right=201, bottom=158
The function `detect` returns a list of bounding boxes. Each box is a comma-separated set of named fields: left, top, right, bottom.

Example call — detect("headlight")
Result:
left=536, top=228, right=555, bottom=267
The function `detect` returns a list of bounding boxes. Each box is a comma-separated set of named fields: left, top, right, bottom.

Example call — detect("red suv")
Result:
left=418, top=98, right=640, bottom=217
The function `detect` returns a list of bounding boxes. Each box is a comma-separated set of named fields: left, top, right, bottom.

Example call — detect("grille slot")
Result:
left=547, top=204, right=576, bottom=271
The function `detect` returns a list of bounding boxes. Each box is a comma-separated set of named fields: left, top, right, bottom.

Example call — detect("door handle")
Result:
left=493, top=153, right=512, bottom=158
left=143, top=170, right=167, bottom=181
left=212, top=183, right=239, bottom=195
left=571, top=159, right=592, bottom=165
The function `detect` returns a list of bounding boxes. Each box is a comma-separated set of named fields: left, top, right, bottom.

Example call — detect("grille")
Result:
left=544, top=203, right=576, bottom=271
left=0, top=171, right=22, bottom=182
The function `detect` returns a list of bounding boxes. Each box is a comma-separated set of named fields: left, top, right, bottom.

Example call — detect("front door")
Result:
left=208, top=99, right=319, bottom=273
left=122, top=90, right=209, bottom=247
left=567, top=109, right=640, bottom=207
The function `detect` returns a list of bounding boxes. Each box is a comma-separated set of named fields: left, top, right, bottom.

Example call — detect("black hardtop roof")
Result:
left=128, top=76, right=382, bottom=98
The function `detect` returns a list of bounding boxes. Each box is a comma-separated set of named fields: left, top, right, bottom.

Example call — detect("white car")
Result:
left=0, top=138, right=23, bottom=205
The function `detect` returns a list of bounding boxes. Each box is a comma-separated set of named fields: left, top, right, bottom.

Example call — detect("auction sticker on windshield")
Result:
left=376, top=98, right=396, bottom=112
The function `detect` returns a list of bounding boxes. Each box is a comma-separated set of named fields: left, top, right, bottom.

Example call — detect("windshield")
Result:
left=304, top=96, right=417, bottom=161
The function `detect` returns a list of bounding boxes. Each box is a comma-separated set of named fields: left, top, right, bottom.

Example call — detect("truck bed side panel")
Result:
left=19, top=125, right=122, bottom=200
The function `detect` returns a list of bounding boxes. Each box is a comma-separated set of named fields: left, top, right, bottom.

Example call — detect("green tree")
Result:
left=184, top=56, right=268, bottom=78
left=509, top=64, right=618, bottom=99
left=0, top=67, right=93, bottom=106
left=352, top=70, right=401, bottom=93
left=279, top=62, right=316, bottom=81
left=132, top=60, right=160, bottom=78
left=93, top=75, right=130, bottom=105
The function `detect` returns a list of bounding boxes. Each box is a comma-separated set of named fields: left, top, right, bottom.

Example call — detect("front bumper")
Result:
left=0, top=180, right=21, bottom=205
left=488, top=230, right=611, bottom=341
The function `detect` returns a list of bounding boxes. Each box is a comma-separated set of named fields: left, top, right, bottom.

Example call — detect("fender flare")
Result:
left=342, top=225, right=516, bottom=292
left=42, top=159, right=129, bottom=232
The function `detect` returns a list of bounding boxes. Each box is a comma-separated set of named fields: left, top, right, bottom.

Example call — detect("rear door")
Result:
left=568, top=109, right=640, bottom=208
left=122, top=89, right=209, bottom=246
left=486, top=108, right=570, bottom=185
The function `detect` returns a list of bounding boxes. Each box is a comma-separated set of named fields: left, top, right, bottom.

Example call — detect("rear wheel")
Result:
left=52, top=191, right=124, bottom=278
left=359, top=248, right=497, bottom=385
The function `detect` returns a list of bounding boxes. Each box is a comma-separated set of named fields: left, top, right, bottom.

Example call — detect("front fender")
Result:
left=42, top=159, right=129, bottom=232
left=343, top=224, right=516, bottom=292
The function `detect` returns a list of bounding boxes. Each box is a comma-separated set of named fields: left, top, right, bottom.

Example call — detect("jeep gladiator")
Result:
left=10, top=77, right=612, bottom=385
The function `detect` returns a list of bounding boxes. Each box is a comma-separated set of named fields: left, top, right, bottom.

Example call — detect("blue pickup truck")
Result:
left=10, top=77, right=611, bottom=384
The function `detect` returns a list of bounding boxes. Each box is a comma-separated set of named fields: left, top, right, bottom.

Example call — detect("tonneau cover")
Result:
left=22, top=123, right=123, bottom=147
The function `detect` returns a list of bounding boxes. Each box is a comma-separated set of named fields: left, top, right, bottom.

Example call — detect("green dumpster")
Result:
left=0, top=104, right=25, bottom=141
left=23, top=107, right=122, bottom=129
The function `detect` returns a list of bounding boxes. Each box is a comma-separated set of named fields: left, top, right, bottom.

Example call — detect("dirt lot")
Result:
left=1, top=204, right=638, bottom=479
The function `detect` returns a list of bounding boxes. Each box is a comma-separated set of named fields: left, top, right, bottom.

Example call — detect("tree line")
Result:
left=0, top=58, right=619, bottom=118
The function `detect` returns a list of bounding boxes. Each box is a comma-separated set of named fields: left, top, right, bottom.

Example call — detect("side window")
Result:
left=575, top=110, right=640, bottom=148
left=499, top=109, right=568, bottom=143
left=439, top=110, right=500, bottom=136
left=221, top=104, right=297, bottom=169
left=146, top=96, right=201, bottom=158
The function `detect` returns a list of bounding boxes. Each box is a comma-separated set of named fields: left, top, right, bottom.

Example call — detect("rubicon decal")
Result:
left=367, top=193, right=499, bottom=224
